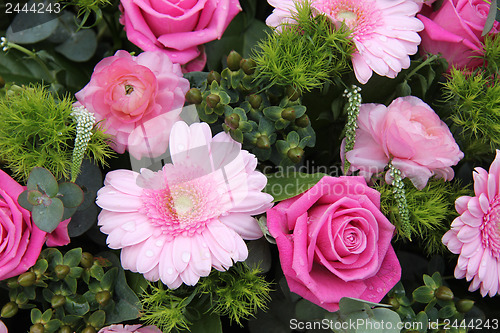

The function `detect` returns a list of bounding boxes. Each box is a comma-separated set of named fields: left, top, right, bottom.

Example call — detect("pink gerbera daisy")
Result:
left=96, top=121, right=273, bottom=288
left=266, top=0, right=424, bottom=84
left=442, top=150, right=500, bottom=297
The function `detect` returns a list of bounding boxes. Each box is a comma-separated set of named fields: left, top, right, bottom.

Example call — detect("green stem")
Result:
left=405, top=54, right=440, bottom=80
left=6, top=42, right=56, bottom=83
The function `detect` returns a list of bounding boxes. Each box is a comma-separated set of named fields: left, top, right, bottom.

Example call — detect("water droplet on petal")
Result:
left=167, top=267, right=174, bottom=275
left=122, top=221, right=136, bottom=232
left=178, top=144, right=184, bottom=150
left=204, top=251, right=210, bottom=258
left=182, top=251, right=190, bottom=263
left=379, top=35, right=387, bottom=42
left=202, top=242, right=207, bottom=247
left=368, top=286, right=374, bottom=290
left=155, top=240, right=163, bottom=247
left=146, top=250, right=154, bottom=257
left=376, top=287, right=383, bottom=293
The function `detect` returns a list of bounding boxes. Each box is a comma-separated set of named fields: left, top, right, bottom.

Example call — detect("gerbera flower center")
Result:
left=141, top=164, right=224, bottom=238
left=313, top=0, right=382, bottom=41
left=482, top=196, right=500, bottom=258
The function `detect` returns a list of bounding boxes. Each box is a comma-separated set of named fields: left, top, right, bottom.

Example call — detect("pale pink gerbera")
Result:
left=442, top=150, right=500, bottom=297
left=266, top=0, right=424, bottom=84
left=96, top=121, right=273, bottom=288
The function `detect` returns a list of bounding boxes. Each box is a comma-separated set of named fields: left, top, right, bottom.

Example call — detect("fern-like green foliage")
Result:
left=0, top=84, right=113, bottom=181
left=253, top=0, right=354, bottom=93
left=377, top=179, right=472, bottom=256
left=197, top=263, right=272, bottom=326
left=443, top=34, right=500, bottom=155
left=140, top=284, right=192, bottom=333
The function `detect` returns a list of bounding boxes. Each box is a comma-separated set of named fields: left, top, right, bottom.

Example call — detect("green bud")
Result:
left=207, top=71, right=221, bottom=84
left=206, top=94, right=221, bottom=108
left=51, top=295, right=66, bottom=308
left=227, top=50, right=242, bottom=71
left=6, top=277, right=19, bottom=289
left=248, top=94, right=262, bottom=109
left=54, top=265, right=70, bottom=280
left=295, top=114, right=310, bottom=128
left=59, top=326, right=73, bottom=333
left=456, top=299, right=474, bottom=313
left=82, top=326, right=97, bottom=333
left=95, top=290, right=112, bottom=307
left=185, top=88, right=202, bottom=104
left=256, top=135, right=271, bottom=149
left=434, top=286, right=454, bottom=301
left=0, top=76, right=5, bottom=89
left=30, top=324, right=45, bottom=333
left=224, top=113, right=240, bottom=130
left=80, top=252, right=94, bottom=269
left=287, top=147, right=304, bottom=164
left=1, top=302, right=18, bottom=318
left=281, top=108, right=296, bottom=121
left=17, top=271, right=37, bottom=287
left=387, top=297, right=400, bottom=310
left=286, top=85, right=301, bottom=101
left=240, top=58, right=256, bottom=75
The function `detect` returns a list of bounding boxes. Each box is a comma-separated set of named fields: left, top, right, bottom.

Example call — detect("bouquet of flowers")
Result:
left=0, top=0, right=499, bottom=332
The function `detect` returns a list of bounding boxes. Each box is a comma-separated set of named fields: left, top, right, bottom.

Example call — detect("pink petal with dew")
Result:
left=96, top=187, right=143, bottom=212
left=172, top=235, right=192, bottom=274
left=188, top=234, right=212, bottom=277
left=477, top=249, right=493, bottom=282
left=466, top=250, right=483, bottom=279
left=159, top=240, right=181, bottom=287
left=219, top=214, right=263, bottom=240
left=169, top=121, right=213, bottom=162
left=120, top=245, right=141, bottom=273
left=143, top=265, right=160, bottom=282
left=180, top=263, right=202, bottom=286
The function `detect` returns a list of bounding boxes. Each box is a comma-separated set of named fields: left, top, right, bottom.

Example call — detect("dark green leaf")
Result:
left=27, top=167, right=59, bottom=197
left=90, top=265, right=105, bottom=281
left=88, top=310, right=106, bottom=328
left=64, top=295, right=90, bottom=316
left=295, top=299, right=327, bottom=320
left=423, top=274, right=437, bottom=290
left=101, top=267, right=118, bottom=291
left=27, top=190, right=44, bottom=206
left=7, top=11, right=58, bottom=44
left=190, top=313, right=222, bottom=333
left=413, top=286, right=435, bottom=303
left=55, top=29, right=97, bottom=62
left=482, top=0, right=498, bottom=36
left=438, top=305, right=456, bottom=318
left=41, top=309, right=53, bottom=323
left=63, top=248, right=82, bottom=267
left=18, top=190, right=34, bottom=211
left=57, top=182, right=84, bottom=208
left=31, top=308, right=42, bottom=324
left=0, top=48, right=51, bottom=84
left=264, top=172, right=327, bottom=202
left=32, top=197, right=64, bottom=233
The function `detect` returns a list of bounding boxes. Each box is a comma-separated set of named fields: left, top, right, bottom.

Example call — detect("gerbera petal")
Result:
left=172, top=235, right=192, bottom=273
left=219, top=214, right=263, bottom=240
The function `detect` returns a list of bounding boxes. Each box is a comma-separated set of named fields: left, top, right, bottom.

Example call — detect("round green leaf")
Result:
left=27, top=167, right=59, bottom=197
left=57, top=182, right=84, bottom=208
left=55, top=29, right=97, bottom=62
left=18, top=190, right=34, bottom=211
left=7, top=10, right=58, bottom=44
left=32, top=197, right=64, bottom=233
left=88, top=310, right=106, bottom=329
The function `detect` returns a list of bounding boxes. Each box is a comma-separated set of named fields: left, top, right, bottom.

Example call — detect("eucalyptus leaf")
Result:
left=55, top=29, right=97, bottom=62
left=295, top=299, right=327, bottom=321
left=32, top=198, right=64, bottom=233
left=0, top=47, right=52, bottom=84
left=27, top=167, right=59, bottom=197
left=7, top=10, right=58, bottom=44
left=57, top=182, right=84, bottom=208
left=482, top=0, right=498, bottom=36
left=64, top=295, right=90, bottom=316
left=18, top=190, right=34, bottom=211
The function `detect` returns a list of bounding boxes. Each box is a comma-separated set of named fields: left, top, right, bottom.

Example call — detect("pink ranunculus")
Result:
left=0, top=169, right=70, bottom=282
left=119, top=0, right=242, bottom=72
left=98, top=324, right=162, bottom=333
left=75, top=50, right=190, bottom=160
left=346, top=96, right=464, bottom=190
left=266, top=176, right=400, bottom=312
left=418, top=0, right=499, bottom=69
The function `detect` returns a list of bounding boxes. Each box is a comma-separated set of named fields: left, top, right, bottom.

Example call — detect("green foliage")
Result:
left=190, top=51, right=316, bottom=166
left=197, top=263, right=272, bottom=326
left=377, top=179, right=472, bottom=256
left=252, top=0, right=353, bottom=93
left=263, top=172, right=326, bottom=202
left=0, top=84, right=113, bottom=182
left=0, top=248, right=141, bottom=332
left=443, top=49, right=500, bottom=153
left=388, top=273, right=477, bottom=333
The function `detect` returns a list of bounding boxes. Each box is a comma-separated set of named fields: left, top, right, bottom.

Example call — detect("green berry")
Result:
left=434, top=286, right=454, bottom=301
left=206, top=94, right=220, bottom=108
left=51, top=295, right=66, bottom=308
left=17, top=271, right=36, bottom=287
left=281, top=108, right=296, bottom=121
left=224, top=113, right=240, bottom=130
left=256, top=135, right=271, bottom=149
left=295, top=114, right=310, bottom=128
left=248, top=94, right=262, bottom=109
left=30, top=324, right=45, bottom=333
left=207, top=71, right=221, bottom=84
left=82, top=327, right=97, bottom=333
left=54, top=265, right=70, bottom=280
left=286, top=85, right=300, bottom=101
left=80, top=252, right=94, bottom=268
left=287, top=147, right=304, bottom=164
left=1, top=302, right=18, bottom=318
left=240, top=58, right=256, bottom=75
left=227, top=50, right=243, bottom=71
left=456, top=299, right=474, bottom=313
left=185, top=88, right=202, bottom=104
left=59, top=326, right=73, bottom=333
left=95, top=290, right=112, bottom=307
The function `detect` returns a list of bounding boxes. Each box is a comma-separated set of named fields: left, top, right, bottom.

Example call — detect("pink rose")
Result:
left=418, top=0, right=499, bottom=69
left=98, top=324, right=162, bottom=333
left=266, top=176, right=400, bottom=312
left=119, top=0, right=242, bottom=72
left=0, top=169, right=70, bottom=282
left=75, top=50, right=190, bottom=160
left=346, top=96, right=463, bottom=190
